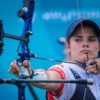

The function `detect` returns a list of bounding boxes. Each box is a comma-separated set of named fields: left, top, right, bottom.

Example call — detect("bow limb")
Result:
left=16, top=0, right=36, bottom=100
left=17, top=0, right=34, bottom=78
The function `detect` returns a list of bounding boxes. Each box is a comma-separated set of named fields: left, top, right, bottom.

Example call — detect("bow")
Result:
left=16, top=0, right=36, bottom=100
left=0, top=0, right=36, bottom=100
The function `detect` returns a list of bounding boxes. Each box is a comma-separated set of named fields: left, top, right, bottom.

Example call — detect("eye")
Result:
left=88, top=38, right=97, bottom=42
left=75, top=38, right=82, bottom=42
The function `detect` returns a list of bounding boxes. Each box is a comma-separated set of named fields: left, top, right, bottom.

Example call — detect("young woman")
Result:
left=9, top=19, right=100, bottom=100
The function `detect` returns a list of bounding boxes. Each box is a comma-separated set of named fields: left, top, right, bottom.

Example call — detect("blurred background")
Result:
left=0, top=0, right=100, bottom=100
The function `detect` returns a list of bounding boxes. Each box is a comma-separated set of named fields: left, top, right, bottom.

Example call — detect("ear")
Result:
left=65, top=41, right=70, bottom=49
left=64, top=41, right=71, bottom=55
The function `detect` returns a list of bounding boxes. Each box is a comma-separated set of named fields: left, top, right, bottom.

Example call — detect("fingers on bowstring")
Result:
left=87, top=59, right=98, bottom=70
left=86, top=64, right=96, bottom=70
left=86, top=59, right=99, bottom=74
left=86, top=58, right=97, bottom=65
left=86, top=59, right=97, bottom=69
left=86, top=67, right=98, bottom=75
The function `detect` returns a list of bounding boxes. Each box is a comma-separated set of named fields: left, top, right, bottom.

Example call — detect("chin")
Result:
left=80, top=57, right=88, bottom=63
left=76, top=57, right=88, bottom=63
left=82, top=59, right=88, bottom=63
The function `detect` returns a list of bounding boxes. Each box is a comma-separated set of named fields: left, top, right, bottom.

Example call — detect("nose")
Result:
left=82, top=44, right=89, bottom=48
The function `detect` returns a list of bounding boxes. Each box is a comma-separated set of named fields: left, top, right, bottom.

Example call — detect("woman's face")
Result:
left=65, top=26, right=100, bottom=63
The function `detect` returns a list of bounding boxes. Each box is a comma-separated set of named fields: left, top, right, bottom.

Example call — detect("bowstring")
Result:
left=74, top=0, right=89, bottom=64
left=75, top=0, right=88, bottom=100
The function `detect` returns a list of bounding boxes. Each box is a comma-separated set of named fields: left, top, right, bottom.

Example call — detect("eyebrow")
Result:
left=73, top=35, right=97, bottom=38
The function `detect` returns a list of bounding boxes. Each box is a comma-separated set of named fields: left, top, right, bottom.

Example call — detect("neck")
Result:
left=68, top=60, right=87, bottom=69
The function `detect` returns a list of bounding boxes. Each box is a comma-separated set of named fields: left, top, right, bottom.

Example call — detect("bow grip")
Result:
left=17, top=59, right=29, bottom=78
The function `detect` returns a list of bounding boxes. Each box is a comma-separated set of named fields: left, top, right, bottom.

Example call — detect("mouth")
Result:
left=78, top=51, right=90, bottom=62
left=80, top=50, right=93, bottom=60
left=80, top=50, right=94, bottom=60
left=80, top=50, right=92, bottom=54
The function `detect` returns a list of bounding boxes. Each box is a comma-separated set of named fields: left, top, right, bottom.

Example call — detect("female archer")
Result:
left=9, top=19, right=100, bottom=100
